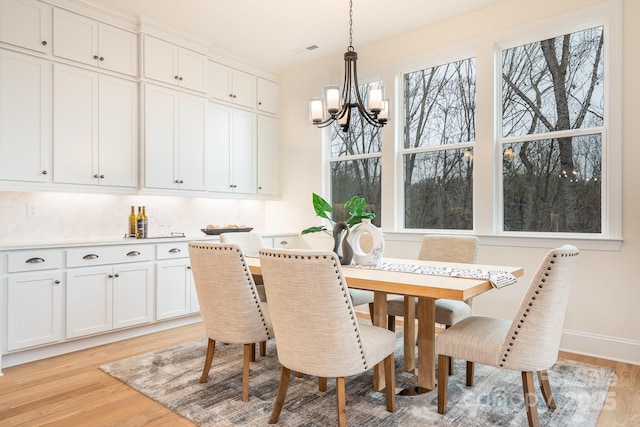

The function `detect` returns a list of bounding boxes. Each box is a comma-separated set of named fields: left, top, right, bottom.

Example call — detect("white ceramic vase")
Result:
left=351, top=218, right=384, bottom=266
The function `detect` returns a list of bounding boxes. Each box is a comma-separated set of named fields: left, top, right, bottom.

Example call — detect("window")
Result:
left=329, top=81, right=382, bottom=226
left=401, top=58, right=476, bottom=229
left=500, top=26, right=604, bottom=234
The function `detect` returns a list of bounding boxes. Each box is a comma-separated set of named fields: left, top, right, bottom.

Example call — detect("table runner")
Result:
left=353, top=261, right=517, bottom=288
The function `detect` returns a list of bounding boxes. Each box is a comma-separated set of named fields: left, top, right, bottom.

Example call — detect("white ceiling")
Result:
left=88, top=0, right=506, bottom=72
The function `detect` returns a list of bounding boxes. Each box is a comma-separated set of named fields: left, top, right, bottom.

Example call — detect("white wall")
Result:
left=270, top=0, right=640, bottom=364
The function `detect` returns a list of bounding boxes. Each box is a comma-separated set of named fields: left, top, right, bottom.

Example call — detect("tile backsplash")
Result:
left=0, top=191, right=266, bottom=244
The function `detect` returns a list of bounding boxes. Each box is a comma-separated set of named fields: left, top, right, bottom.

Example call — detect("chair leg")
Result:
left=537, top=370, right=557, bottom=410
left=259, top=341, right=266, bottom=357
left=466, top=361, right=474, bottom=386
left=522, top=371, right=541, bottom=427
left=444, top=325, right=455, bottom=376
left=199, top=338, right=215, bottom=383
left=295, top=371, right=304, bottom=378
left=242, top=344, right=252, bottom=402
left=269, top=366, right=291, bottom=424
left=438, top=354, right=450, bottom=414
left=388, top=315, right=396, bottom=331
left=384, top=354, right=396, bottom=412
left=336, top=377, right=347, bottom=427
left=318, top=377, right=327, bottom=392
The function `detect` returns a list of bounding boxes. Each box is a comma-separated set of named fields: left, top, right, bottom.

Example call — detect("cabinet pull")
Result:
left=26, top=257, right=45, bottom=264
left=83, top=254, right=99, bottom=260
left=169, top=248, right=181, bottom=253
left=127, top=251, right=141, bottom=257
left=280, top=240, right=288, bottom=245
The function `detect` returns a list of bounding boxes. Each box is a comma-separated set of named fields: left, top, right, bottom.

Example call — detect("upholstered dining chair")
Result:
left=188, top=242, right=273, bottom=402
left=436, top=245, right=579, bottom=427
left=259, top=248, right=396, bottom=427
left=219, top=231, right=267, bottom=302
left=382, top=235, right=479, bottom=372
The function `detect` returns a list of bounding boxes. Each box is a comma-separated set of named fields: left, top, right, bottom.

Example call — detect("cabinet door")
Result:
left=257, top=78, right=279, bottom=115
left=231, top=69, right=256, bottom=109
left=66, top=266, right=112, bottom=338
left=112, top=263, right=153, bottom=329
left=230, top=108, right=256, bottom=194
left=144, top=84, right=178, bottom=189
left=7, top=271, right=63, bottom=351
left=178, top=48, right=207, bottom=93
left=177, top=94, right=206, bottom=190
left=143, top=35, right=178, bottom=86
left=257, top=115, right=278, bottom=196
left=156, top=259, right=191, bottom=320
left=53, top=63, right=98, bottom=185
left=206, top=102, right=232, bottom=192
left=97, top=23, right=137, bottom=76
left=98, top=75, right=138, bottom=187
left=52, top=8, right=98, bottom=68
left=0, top=0, right=51, bottom=54
left=0, top=50, right=51, bottom=183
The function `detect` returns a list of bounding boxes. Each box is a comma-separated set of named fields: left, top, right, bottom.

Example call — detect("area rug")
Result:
left=101, top=334, right=614, bottom=426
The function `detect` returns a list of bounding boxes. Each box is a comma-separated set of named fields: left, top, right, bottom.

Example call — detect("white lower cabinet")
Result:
left=155, top=242, right=199, bottom=320
left=66, top=262, right=153, bottom=338
left=7, top=271, right=63, bottom=351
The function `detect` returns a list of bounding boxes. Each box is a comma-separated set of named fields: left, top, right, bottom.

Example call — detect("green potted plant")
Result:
left=302, top=193, right=375, bottom=264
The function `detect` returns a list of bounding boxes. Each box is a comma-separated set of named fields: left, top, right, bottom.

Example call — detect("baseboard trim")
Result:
left=0, top=315, right=202, bottom=373
left=561, top=329, right=640, bottom=365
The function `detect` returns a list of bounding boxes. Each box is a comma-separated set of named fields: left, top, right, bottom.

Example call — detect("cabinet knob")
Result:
left=229, top=94, right=233, bottom=98
left=233, top=94, right=237, bottom=98
left=54, top=280, right=60, bottom=284
left=258, top=101, right=262, bottom=105
left=178, top=76, right=183, bottom=81
left=93, top=55, right=99, bottom=60
left=114, top=273, right=120, bottom=278
left=42, top=40, right=47, bottom=46
left=42, top=170, right=47, bottom=175
left=179, top=180, right=184, bottom=184
left=99, top=57, right=104, bottom=61
left=174, top=75, right=180, bottom=80
left=175, top=179, right=184, bottom=184
left=94, top=174, right=105, bottom=179
left=258, top=186, right=262, bottom=190
left=108, top=273, right=113, bottom=278
left=187, top=266, right=191, bottom=270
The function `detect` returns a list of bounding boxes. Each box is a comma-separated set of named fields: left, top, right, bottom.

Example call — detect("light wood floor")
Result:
left=0, top=322, right=637, bottom=426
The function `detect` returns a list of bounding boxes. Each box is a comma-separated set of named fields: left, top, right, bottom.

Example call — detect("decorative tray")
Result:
left=201, top=227, right=253, bottom=235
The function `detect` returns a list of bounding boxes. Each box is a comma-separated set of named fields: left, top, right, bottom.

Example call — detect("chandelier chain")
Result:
left=348, top=0, right=353, bottom=50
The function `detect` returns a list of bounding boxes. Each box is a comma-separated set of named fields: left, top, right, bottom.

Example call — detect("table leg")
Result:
left=403, top=296, right=416, bottom=372
left=372, top=291, right=388, bottom=391
left=417, top=297, right=436, bottom=391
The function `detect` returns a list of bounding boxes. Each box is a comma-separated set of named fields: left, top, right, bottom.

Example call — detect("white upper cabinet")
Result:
left=257, top=115, right=279, bottom=196
left=144, top=84, right=207, bottom=191
left=53, top=63, right=138, bottom=187
left=208, top=61, right=256, bottom=109
left=207, top=103, right=256, bottom=194
left=257, top=78, right=279, bottom=115
left=52, top=8, right=137, bottom=76
left=0, top=49, right=51, bottom=183
left=0, top=0, right=52, bottom=54
left=143, top=35, right=207, bottom=93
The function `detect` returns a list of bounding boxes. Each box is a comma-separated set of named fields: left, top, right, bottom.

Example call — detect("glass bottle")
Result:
left=136, top=207, right=143, bottom=238
left=142, top=206, right=148, bottom=238
left=128, top=206, right=136, bottom=237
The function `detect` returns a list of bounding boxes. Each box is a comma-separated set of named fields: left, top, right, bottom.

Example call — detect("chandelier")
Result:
left=308, top=0, right=389, bottom=132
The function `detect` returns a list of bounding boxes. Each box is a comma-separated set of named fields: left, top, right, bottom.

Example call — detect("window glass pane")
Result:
left=502, top=26, right=604, bottom=138
left=503, top=135, right=601, bottom=232
left=330, top=158, right=381, bottom=227
left=330, top=81, right=383, bottom=157
left=404, top=148, right=473, bottom=230
left=404, top=58, right=476, bottom=149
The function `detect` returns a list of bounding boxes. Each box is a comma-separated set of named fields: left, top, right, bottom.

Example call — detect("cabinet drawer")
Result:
left=156, top=242, right=189, bottom=260
left=66, top=245, right=153, bottom=267
left=7, top=250, right=64, bottom=272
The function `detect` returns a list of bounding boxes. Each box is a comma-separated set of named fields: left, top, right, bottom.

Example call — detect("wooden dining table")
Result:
left=246, top=255, right=524, bottom=393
